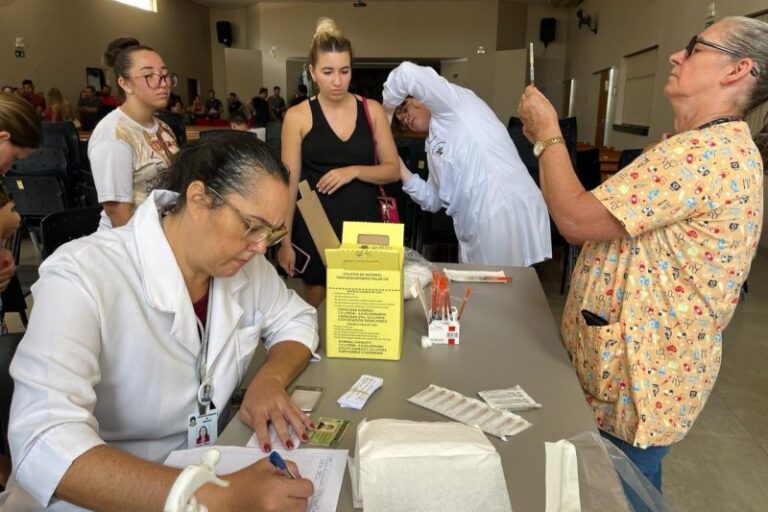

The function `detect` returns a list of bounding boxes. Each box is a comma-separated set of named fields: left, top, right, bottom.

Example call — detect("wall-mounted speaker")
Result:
left=539, top=18, right=556, bottom=48
left=216, top=21, right=232, bottom=47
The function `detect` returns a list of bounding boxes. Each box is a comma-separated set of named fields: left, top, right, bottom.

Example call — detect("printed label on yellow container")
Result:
left=325, top=222, right=405, bottom=360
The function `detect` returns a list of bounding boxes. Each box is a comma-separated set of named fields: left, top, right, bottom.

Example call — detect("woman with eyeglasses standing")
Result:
left=89, top=37, right=180, bottom=229
left=4, top=134, right=316, bottom=510
left=519, top=16, right=767, bottom=495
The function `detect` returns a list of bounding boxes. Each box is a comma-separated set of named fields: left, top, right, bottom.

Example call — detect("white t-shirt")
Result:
left=88, top=108, right=179, bottom=229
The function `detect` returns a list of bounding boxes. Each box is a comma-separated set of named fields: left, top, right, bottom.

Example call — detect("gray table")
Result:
left=219, top=265, right=597, bottom=511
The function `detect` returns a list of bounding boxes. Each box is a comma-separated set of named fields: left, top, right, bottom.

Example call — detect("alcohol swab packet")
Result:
left=478, top=385, right=542, bottom=412
left=337, top=374, right=383, bottom=410
left=408, top=384, right=531, bottom=440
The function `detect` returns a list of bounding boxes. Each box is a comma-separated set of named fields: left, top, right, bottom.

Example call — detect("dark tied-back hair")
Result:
left=104, top=37, right=156, bottom=100
left=162, top=132, right=289, bottom=210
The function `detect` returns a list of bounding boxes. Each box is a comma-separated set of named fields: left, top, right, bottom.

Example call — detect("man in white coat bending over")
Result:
left=383, top=61, right=551, bottom=266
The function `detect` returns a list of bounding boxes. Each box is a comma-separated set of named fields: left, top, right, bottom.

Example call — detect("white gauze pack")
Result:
left=349, top=419, right=513, bottom=512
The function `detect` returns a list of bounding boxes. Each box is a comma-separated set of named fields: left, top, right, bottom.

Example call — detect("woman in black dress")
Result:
left=279, top=17, right=398, bottom=307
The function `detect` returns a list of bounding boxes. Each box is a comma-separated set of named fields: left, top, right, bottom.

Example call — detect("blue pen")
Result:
left=269, top=451, right=297, bottom=479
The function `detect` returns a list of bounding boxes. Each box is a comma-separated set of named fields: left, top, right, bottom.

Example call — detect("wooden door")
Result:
left=595, top=69, right=610, bottom=147
left=187, top=78, right=199, bottom=105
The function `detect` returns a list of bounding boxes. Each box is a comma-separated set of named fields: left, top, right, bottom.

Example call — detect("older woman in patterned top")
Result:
left=518, top=16, right=768, bottom=493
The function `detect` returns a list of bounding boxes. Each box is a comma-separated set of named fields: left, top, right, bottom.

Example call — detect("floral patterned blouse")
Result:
left=561, top=121, right=763, bottom=448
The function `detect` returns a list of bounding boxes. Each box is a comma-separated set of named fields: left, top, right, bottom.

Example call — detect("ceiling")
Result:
left=192, top=0, right=563, bottom=8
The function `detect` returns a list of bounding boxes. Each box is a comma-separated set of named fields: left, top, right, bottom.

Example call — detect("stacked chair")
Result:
left=1, top=121, right=101, bottom=326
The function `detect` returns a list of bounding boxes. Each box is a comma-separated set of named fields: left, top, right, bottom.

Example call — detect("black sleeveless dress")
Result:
left=292, top=97, right=380, bottom=285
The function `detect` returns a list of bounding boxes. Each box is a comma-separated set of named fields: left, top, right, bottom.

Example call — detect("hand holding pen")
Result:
left=206, top=453, right=313, bottom=510
left=269, top=451, right=298, bottom=479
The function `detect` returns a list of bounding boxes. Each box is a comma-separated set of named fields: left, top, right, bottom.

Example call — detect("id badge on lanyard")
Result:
left=187, top=283, right=219, bottom=448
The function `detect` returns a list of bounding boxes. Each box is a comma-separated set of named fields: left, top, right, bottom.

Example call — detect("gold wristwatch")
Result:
left=533, top=136, right=565, bottom=158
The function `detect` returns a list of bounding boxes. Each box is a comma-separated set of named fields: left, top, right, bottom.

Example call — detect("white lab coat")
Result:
left=1, top=190, right=319, bottom=511
left=383, top=62, right=551, bottom=266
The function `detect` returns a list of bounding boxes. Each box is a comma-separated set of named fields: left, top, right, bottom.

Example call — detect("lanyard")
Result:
left=696, top=116, right=743, bottom=130
left=194, top=280, right=214, bottom=415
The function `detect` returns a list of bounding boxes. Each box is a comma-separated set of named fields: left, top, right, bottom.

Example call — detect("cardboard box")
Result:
left=295, top=180, right=340, bottom=267
left=326, top=222, right=405, bottom=360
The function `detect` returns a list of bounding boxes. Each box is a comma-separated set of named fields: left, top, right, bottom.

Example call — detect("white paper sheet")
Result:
left=164, top=446, right=348, bottom=512
left=245, top=424, right=302, bottom=450
left=545, top=440, right=581, bottom=512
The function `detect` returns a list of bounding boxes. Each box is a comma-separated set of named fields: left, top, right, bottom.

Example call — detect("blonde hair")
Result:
left=0, top=92, right=42, bottom=148
left=309, top=17, right=353, bottom=66
left=48, top=87, right=64, bottom=105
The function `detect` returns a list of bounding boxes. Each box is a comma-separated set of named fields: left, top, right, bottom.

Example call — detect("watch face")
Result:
left=533, top=141, right=544, bottom=157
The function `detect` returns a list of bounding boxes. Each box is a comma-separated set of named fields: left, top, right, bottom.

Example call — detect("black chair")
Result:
left=79, top=111, right=100, bottom=132
left=0, top=276, right=30, bottom=327
left=0, top=333, right=24, bottom=458
left=575, top=147, right=601, bottom=191
left=508, top=116, right=578, bottom=186
left=40, top=206, right=102, bottom=260
left=42, top=121, right=83, bottom=172
left=157, top=112, right=187, bottom=146
left=403, top=147, right=459, bottom=262
left=81, top=184, right=99, bottom=208
left=7, top=147, right=72, bottom=266
left=618, top=148, right=643, bottom=170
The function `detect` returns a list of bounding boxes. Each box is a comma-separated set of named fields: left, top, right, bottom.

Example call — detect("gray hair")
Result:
left=720, top=16, right=768, bottom=114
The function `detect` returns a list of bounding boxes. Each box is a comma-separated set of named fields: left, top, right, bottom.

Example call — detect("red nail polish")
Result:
left=301, top=433, right=309, bottom=442
left=286, top=440, right=294, bottom=450
left=263, top=443, right=271, bottom=452
left=309, top=422, right=316, bottom=430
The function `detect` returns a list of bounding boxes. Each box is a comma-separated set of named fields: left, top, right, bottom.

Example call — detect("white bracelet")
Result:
left=164, top=449, right=230, bottom=512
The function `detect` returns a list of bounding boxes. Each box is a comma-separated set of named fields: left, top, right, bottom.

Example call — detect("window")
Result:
left=614, top=46, right=658, bottom=135
left=112, top=0, right=157, bottom=12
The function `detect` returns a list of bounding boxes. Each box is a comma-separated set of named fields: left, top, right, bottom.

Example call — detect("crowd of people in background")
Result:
left=2, top=76, right=303, bottom=132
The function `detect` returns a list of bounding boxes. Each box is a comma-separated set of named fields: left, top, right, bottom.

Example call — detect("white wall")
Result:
left=250, top=1, right=499, bottom=103
left=225, top=48, right=263, bottom=107
left=492, top=49, right=527, bottom=125
left=525, top=4, right=570, bottom=117
left=0, top=0, right=212, bottom=108
left=564, top=0, right=768, bottom=149
left=209, top=7, right=248, bottom=101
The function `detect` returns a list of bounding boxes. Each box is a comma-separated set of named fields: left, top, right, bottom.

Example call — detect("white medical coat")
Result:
left=2, top=190, right=319, bottom=510
left=383, top=62, right=552, bottom=266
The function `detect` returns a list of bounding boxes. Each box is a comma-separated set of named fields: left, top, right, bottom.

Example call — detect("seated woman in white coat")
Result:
left=4, top=133, right=317, bottom=511
left=383, top=61, right=551, bottom=266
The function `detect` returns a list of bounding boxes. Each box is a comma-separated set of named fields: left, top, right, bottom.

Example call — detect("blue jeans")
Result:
left=600, top=430, right=671, bottom=491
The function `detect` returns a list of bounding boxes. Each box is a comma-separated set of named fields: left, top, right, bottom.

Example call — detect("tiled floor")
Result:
left=8, top=242, right=768, bottom=511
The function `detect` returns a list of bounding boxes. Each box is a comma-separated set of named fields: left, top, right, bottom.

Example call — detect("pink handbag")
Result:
left=361, top=97, right=401, bottom=224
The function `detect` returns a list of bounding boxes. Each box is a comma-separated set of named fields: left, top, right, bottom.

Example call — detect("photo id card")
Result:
left=187, top=410, right=219, bottom=449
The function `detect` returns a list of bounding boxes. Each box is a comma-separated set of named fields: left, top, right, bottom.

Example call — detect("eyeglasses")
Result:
left=394, top=98, right=413, bottom=122
left=684, top=36, right=760, bottom=77
left=208, top=188, right=288, bottom=246
left=128, top=73, right=179, bottom=89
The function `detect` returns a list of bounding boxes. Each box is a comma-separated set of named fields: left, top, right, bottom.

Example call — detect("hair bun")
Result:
left=314, top=17, right=342, bottom=40
left=104, top=37, right=141, bottom=67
